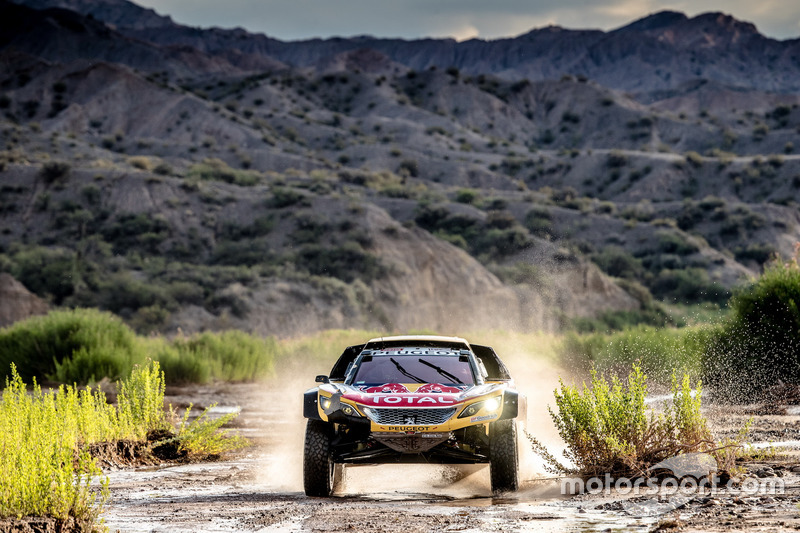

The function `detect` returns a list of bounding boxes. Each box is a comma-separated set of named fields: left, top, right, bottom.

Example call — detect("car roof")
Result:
left=366, top=335, right=469, bottom=344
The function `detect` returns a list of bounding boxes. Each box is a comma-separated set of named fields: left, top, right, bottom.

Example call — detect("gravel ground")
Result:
left=93, top=383, right=800, bottom=533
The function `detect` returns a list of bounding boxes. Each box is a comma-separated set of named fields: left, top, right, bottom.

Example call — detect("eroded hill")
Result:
left=1, top=0, right=799, bottom=335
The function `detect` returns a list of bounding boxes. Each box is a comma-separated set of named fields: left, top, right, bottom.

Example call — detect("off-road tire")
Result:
left=303, top=420, right=336, bottom=497
left=489, top=419, right=519, bottom=493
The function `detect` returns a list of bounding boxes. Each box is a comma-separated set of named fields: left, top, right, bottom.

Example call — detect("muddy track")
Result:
left=92, top=382, right=800, bottom=532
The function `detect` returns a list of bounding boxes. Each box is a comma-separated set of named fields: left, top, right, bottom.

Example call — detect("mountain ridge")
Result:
left=8, top=0, right=800, bottom=96
left=1, top=0, right=799, bottom=336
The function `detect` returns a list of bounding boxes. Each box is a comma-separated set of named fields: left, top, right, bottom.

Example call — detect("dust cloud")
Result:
left=255, top=357, right=330, bottom=493
left=255, top=337, right=570, bottom=497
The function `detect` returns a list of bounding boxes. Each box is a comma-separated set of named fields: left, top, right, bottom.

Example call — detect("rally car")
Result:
left=302, top=335, right=525, bottom=496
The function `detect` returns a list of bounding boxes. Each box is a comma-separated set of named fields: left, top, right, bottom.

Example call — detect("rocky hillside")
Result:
left=0, top=0, right=798, bottom=336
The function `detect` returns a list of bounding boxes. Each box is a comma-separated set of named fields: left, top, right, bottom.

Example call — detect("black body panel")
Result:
left=471, top=344, right=512, bottom=380
left=329, top=344, right=365, bottom=381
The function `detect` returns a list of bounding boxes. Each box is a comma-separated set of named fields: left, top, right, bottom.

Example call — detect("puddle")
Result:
left=749, top=440, right=800, bottom=449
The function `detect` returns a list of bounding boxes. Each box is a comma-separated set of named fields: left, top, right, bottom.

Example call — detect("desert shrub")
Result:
left=289, top=213, right=330, bottom=245
left=0, top=366, right=108, bottom=525
left=174, top=404, right=246, bottom=457
left=524, top=206, right=552, bottom=237
left=752, top=123, right=769, bottom=140
left=205, top=291, right=250, bottom=319
left=651, top=268, right=729, bottom=304
left=606, top=150, right=628, bottom=168
left=127, top=156, right=152, bottom=171
left=97, top=273, right=172, bottom=317
left=0, top=309, right=278, bottom=385
left=153, top=162, right=173, bottom=175
left=397, top=159, right=419, bottom=177
left=595, top=201, right=616, bottom=215
left=491, top=262, right=546, bottom=286
left=705, top=257, right=800, bottom=399
left=733, top=243, right=776, bottom=265
left=163, top=331, right=276, bottom=384
left=80, top=184, right=101, bottom=206
left=269, top=186, right=306, bottom=208
left=472, top=226, right=531, bottom=258
left=455, top=188, right=481, bottom=205
left=529, top=364, right=726, bottom=478
left=102, top=212, right=169, bottom=253
left=620, top=202, right=654, bottom=222
left=561, top=111, right=580, bottom=124
left=0, top=360, right=244, bottom=524
left=210, top=239, right=275, bottom=267
left=9, top=246, right=76, bottom=304
left=657, top=231, right=699, bottom=256
left=0, top=309, right=144, bottom=383
left=129, top=304, right=170, bottom=334
left=218, top=215, right=275, bottom=241
left=571, top=308, right=672, bottom=334
left=485, top=210, right=517, bottom=230
left=685, top=151, right=704, bottom=168
left=187, top=158, right=261, bottom=186
left=591, top=247, right=644, bottom=280
left=297, top=243, right=386, bottom=282
left=560, top=325, right=717, bottom=383
left=39, top=161, right=70, bottom=183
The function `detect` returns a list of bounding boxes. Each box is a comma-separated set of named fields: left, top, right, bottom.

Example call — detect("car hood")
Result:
left=321, top=382, right=504, bottom=407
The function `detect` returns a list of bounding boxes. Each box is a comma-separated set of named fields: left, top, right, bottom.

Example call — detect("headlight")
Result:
left=320, top=397, right=332, bottom=410
left=484, top=397, right=501, bottom=412
left=458, top=396, right=502, bottom=418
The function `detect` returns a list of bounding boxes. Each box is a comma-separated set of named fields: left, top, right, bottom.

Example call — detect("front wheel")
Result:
left=489, top=419, right=519, bottom=494
left=303, top=420, right=337, bottom=497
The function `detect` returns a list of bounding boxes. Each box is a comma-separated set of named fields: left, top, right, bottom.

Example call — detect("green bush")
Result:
left=9, top=246, right=77, bottom=304
left=524, top=207, right=552, bottom=237
left=39, top=161, right=70, bottom=183
left=0, top=366, right=108, bottom=525
left=210, top=239, right=275, bottom=267
left=591, top=246, right=644, bottom=280
left=454, top=188, right=481, bottom=205
left=269, top=186, right=307, bottom=208
left=161, top=331, right=276, bottom=384
left=650, top=268, right=728, bottom=304
left=97, top=272, right=172, bottom=316
left=102, top=212, right=170, bottom=254
left=0, top=309, right=144, bottom=383
left=560, top=325, right=719, bottom=384
left=571, top=308, right=672, bottom=334
left=657, top=231, right=699, bottom=256
left=0, top=360, right=245, bottom=524
left=529, top=364, right=722, bottom=477
left=297, top=243, right=386, bottom=282
left=187, top=158, right=261, bottom=186
left=705, top=258, right=800, bottom=399
left=491, top=262, right=546, bottom=286
left=0, top=309, right=277, bottom=385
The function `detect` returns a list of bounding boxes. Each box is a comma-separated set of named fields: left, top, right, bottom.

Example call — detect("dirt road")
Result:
left=99, top=383, right=800, bottom=532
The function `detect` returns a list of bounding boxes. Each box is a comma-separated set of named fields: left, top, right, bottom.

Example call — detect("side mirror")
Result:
left=315, top=375, right=330, bottom=384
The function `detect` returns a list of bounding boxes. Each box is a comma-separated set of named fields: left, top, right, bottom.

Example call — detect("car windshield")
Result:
left=351, top=349, right=475, bottom=386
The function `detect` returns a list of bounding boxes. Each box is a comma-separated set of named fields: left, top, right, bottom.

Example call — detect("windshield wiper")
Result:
left=390, top=357, right=426, bottom=383
left=418, top=358, right=465, bottom=384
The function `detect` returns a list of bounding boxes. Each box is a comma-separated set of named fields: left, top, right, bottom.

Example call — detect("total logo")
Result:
left=370, top=395, right=455, bottom=405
